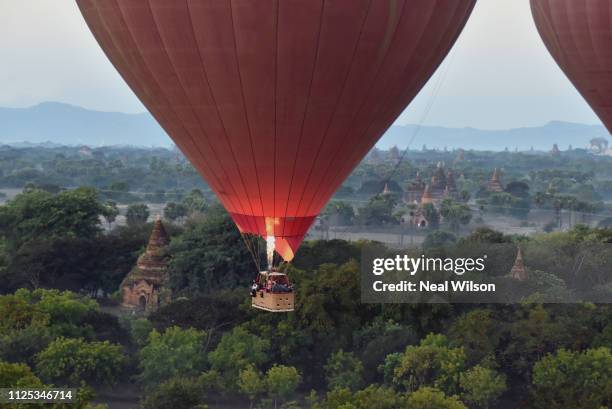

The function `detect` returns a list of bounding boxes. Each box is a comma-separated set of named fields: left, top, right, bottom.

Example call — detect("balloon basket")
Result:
left=251, top=271, right=294, bottom=312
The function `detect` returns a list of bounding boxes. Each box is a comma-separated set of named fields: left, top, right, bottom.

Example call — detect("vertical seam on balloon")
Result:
left=145, top=0, right=248, bottom=221
left=307, top=0, right=467, bottom=214
left=273, top=0, right=279, bottom=235
left=182, top=0, right=255, bottom=225
left=97, top=1, right=234, bottom=215
left=584, top=0, right=603, bottom=73
left=280, top=0, right=326, bottom=240
left=582, top=0, right=606, bottom=107
left=299, top=0, right=408, bottom=217
left=555, top=0, right=605, bottom=117
left=184, top=0, right=261, bottom=235
left=228, top=0, right=268, bottom=231
left=292, top=0, right=374, bottom=221
left=346, top=0, right=465, bottom=191
left=560, top=0, right=590, bottom=76
left=531, top=0, right=572, bottom=73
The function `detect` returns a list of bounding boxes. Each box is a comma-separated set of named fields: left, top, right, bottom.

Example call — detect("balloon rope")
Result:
left=240, top=233, right=261, bottom=272
left=382, top=34, right=460, bottom=190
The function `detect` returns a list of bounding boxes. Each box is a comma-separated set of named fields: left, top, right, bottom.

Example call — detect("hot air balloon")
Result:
left=531, top=0, right=612, bottom=134
left=77, top=0, right=475, bottom=311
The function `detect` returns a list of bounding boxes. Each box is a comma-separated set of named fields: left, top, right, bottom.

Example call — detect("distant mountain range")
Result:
left=0, top=102, right=608, bottom=151
left=0, top=102, right=169, bottom=147
left=380, top=121, right=609, bottom=151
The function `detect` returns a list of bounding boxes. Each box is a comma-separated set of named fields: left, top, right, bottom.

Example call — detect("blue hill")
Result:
left=0, top=102, right=607, bottom=151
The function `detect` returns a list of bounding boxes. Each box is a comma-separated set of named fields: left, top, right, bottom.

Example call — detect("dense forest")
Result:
left=0, top=145, right=611, bottom=409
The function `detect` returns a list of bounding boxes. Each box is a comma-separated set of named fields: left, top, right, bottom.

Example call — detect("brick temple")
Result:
left=509, top=246, right=528, bottom=281
left=121, top=217, right=171, bottom=312
left=487, top=168, right=504, bottom=193
left=404, top=162, right=458, bottom=204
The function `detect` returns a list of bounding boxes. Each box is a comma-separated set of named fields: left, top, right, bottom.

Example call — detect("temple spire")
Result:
left=421, top=184, right=434, bottom=205
left=509, top=246, right=528, bottom=281
left=487, top=168, right=504, bottom=192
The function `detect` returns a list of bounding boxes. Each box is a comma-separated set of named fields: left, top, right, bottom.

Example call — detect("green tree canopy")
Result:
left=208, top=326, right=270, bottom=390
left=126, top=203, right=150, bottom=226
left=265, top=365, right=301, bottom=408
left=35, top=337, right=124, bottom=386
left=138, top=326, right=207, bottom=389
left=406, top=387, right=467, bottom=409
left=324, top=349, right=364, bottom=392
left=139, top=377, right=206, bottom=409
left=393, top=334, right=466, bottom=395
left=439, top=199, right=472, bottom=232
left=0, top=187, right=104, bottom=251
left=531, top=347, right=612, bottom=409
left=238, top=365, right=265, bottom=408
left=168, top=205, right=254, bottom=295
left=459, top=365, right=506, bottom=409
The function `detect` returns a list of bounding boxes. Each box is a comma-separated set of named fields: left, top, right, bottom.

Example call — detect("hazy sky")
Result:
left=0, top=0, right=603, bottom=130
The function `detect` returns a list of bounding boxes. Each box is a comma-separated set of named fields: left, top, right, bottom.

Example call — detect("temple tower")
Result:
left=487, top=168, right=504, bottom=193
left=121, top=217, right=171, bottom=312
left=509, top=246, right=528, bottom=281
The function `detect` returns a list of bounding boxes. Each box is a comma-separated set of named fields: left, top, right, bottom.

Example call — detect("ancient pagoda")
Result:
left=409, top=184, right=435, bottom=227
left=509, top=246, right=528, bottom=281
left=404, top=171, right=425, bottom=203
left=420, top=184, right=434, bottom=205
left=121, top=217, right=171, bottom=312
left=431, top=162, right=447, bottom=191
left=382, top=182, right=392, bottom=195
left=551, top=143, right=561, bottom=156
left=487, top=168, right=504, bottom=192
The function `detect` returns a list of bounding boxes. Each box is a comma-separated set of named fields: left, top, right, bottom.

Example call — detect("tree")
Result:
left=0, top=360, right=103, bottom=409
left=0, top=289, right=111, bottom=366
left=323, top=201, right=356, bottom=226
left=448, top=309, right=501, bottom=365
left=505, top=181, right=530, bottom=199
left=320, top=385, right=406, bottom=409
left=423, top=231, right=457, bottom=249
left=531, top=347, right=612, bottom=409
left=126, top=203, right=150, bottom=226
left=393, top=334, right=466, bottom=395
left=378, top=353, right=403, bottom=386
left=486, top=192, right=530, bottom=219
left=138, top=326, right=207, bottom=389
left=129, top=318, right=153, bottom=348
left=324, top=349, right=364, bottom=391
left=238, top=365, right=265, bottom=408
left=0, top=361, right=44, bottom=387
left=406, top=387, right=467, bottom=409
left=181, top=189, right=208, bottom=216
left=358, top=194, right=399, bottom=226
left=102, top=200, right=119, bottom=228
left=140, top=377, right=206, bottom=409
left=164, top=202, right=188, bottom=223
left=168, top=205, right=254, bottom=295
left=501, top=304, right=571, bottom=379
left=208, top=326, right=270, bottom=390
left=0, top=187, right=104, bottom=252
left=422, top=203, right=440, bottom=229
left=35, top=337, right=124, bottom=386
left=459, top=366, right=506, bottom=409
left=439, top=199, right=472, bottom=232
left=1, top=234, right=143, bottom=294
left=265, top=365, right=301, bottom=409
left=293, top=240, right=360, bottom=272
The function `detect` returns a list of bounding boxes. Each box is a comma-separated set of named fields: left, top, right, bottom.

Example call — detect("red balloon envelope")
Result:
left=531, top=0, right=612, bottom=134
left=77, top=0, right=475, bottom=261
